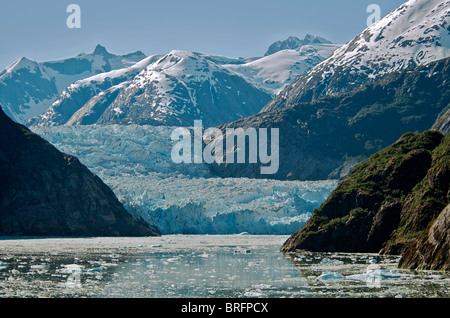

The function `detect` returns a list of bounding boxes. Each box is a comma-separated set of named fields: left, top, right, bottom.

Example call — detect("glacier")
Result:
left=32, top=125, right=338, bottom=234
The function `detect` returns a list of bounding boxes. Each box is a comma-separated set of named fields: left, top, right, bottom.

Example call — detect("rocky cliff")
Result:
left=0, top=106, right=160, bottom=237
left=281, top=131, right=450, bottom=271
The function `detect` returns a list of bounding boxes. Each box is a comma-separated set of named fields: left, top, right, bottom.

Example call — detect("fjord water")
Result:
left=0, top=235, right=448, bottom=298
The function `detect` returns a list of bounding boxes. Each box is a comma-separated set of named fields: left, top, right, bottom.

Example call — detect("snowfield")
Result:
left=224, top=44, right=341, bottom=95
left=33, top=125, right=338, bottom=234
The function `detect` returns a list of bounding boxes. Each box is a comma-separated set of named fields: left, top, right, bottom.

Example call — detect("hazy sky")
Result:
left=0, top=0, right=406, bottom=70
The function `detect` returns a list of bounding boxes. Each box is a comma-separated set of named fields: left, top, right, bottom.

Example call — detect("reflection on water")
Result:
left=0, top=235, right=448, bottom=298
left=100, top=247, right=307, bottom=298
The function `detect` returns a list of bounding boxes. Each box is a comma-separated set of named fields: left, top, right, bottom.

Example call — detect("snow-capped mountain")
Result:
left=262, top=0, right=450, bottom=112
left=0, top=45, right=146, bottom=123
left=28, top=54, right=164, bottom=127
left=31, top=50, right=273, bottom=127
left=224, top=43, right=340, bottom=95
left=264, top=34, right=334, bottom=56
left=29, top=37, right=340, bottom=127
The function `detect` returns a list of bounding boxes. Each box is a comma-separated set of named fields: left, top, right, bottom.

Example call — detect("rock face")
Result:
left=210, top=57, right=450, bottom=181
left=0, top=106, right=160, bottom=237
left=433, top=108, right=450, bottom=135
left=281, top=131, right=450, bottom=271
left=399, top=204, right=450, bottom=271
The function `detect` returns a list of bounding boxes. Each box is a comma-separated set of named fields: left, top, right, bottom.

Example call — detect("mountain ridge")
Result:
left=0, top=45, right=146, bottom=124
left=27, top=39, right=340, bottom=127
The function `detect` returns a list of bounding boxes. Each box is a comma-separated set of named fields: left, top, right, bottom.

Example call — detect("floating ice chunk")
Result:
left=379, top=270, right=414, bottom=280
left=0, top=261, right=8, bottom=270
left=86, top=267, right=104, bottom=274
left=346, top=274, right=368, bottom=282
left=316, top=272, right=344, bottom=280
left=320, top=258, right=344, bottom=265
left=244, top=291, right=267, bottom=298
left=59, top=264, right=84, bottom=274
left=347, top=269, right=415, bottom=282
left=252, top=284, right=273, bottom=290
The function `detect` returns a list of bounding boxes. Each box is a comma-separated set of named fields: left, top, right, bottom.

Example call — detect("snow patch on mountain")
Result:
left=224, top=44, right=340, bottom=95
left=332, top=0, right=450, bottom=74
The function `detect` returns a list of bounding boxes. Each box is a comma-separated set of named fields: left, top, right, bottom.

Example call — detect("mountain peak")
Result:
left=3, top=57, right=39, bottom=74
left=303, top=34, right=333, bottom=44
left=265, top=35, right=333, bottom=56
left=93, top=44, right=110, bottom=56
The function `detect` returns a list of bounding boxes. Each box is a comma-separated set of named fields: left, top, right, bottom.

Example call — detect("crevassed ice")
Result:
left=32, top=125, right=338, bottom=234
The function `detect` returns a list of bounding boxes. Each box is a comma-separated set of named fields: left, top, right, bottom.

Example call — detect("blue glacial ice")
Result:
left=32, top=125, right=338, bottom=234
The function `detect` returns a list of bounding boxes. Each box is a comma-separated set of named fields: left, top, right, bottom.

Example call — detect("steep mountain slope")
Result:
left=0, top=106, right=159, bottom=236
left=210, top=56, right=450, bottom=180
left=262, top=0, right=450, bottom=112
left=281, top=131, right=449, bottom=271
left=0, top=45, right=146, bottom=123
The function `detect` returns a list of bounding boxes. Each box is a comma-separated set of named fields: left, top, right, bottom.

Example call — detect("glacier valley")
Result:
left=32, top=125, right=338, bottom=235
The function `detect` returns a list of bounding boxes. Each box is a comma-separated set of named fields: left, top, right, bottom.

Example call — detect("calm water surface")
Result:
left=0, top=235, right=448, bottom=298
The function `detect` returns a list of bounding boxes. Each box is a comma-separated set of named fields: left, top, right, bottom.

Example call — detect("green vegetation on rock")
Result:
left=282, top=131, right=450, bottom=270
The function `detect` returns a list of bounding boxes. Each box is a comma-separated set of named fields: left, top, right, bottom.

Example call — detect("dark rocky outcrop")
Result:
left=281, top=131, right=450, bottom=270
left=399, top=204, right=450, bottom=271
left=0, top=106, right=160, bottom=237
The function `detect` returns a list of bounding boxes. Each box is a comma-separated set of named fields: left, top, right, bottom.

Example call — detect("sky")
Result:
left=0, top=0, right=406, bottom=70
